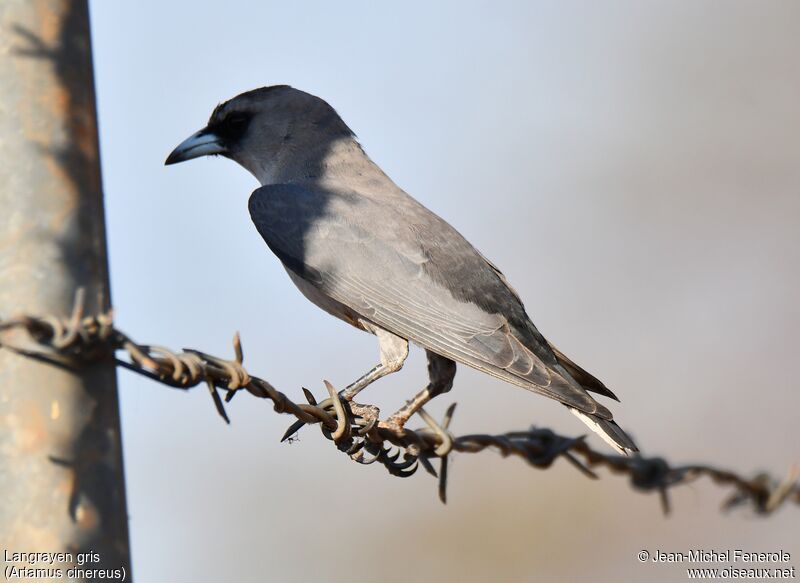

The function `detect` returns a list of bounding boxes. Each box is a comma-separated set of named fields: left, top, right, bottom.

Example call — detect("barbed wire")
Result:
left=1, top=289, right=797, bottom=514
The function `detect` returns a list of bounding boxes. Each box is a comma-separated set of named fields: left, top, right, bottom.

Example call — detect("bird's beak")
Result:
left=165, top=128, right=226, bottom=165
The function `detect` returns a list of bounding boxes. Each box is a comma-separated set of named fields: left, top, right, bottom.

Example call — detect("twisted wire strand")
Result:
left=1, top=290, right=797, bottom=513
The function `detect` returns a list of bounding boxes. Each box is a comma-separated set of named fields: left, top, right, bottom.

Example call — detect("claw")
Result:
left=389, top=453, right=418, bottom=471
left=375, top=445, right=418, bottom=477
left=356, top=415, right=377, bottom=436
left=348, top=402, right=380, bottom=432
left=389, top=461, right=419, bottom=478
left=353, top=446, right=381, bottom=465
left=346, top=440, right=365, bottom=457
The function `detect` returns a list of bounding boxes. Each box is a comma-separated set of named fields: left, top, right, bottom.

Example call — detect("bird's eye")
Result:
left=226, top=113, right=248, bottom=127
left=217, top=112, right=250, bottom=138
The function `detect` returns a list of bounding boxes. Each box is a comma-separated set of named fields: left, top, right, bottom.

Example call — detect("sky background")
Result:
left=88, top=1, right=798, bottom=581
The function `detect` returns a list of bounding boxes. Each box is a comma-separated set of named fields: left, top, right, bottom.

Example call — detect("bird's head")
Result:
left=165, top=85, right=354, bottom=183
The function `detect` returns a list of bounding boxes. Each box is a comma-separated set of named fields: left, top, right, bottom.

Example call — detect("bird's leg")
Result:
left=341, top=324, right=408, bottom=401
left=383, top=352, right=456, bottom=431
left=281, top=325, right=407, bottom=442
left=340, top=364, right=384, bottom=399
left=340, top=325, right=408, bottom=429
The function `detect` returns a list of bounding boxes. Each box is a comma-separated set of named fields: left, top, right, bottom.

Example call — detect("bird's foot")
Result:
left=377, top=414, right=407, bottom=435
left=280, top=387, right=381, bottom=442
left=378, top=397, right=420, bottom=435
left=380, top=405, right=455, bottom=457
left=348, top=401, right=380, bottom=435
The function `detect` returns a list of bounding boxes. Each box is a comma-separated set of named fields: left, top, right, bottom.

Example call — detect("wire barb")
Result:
left=1, top=295, right=797, bottom=514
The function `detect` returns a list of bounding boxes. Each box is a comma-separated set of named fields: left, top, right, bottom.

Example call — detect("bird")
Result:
left=165, top=85, right=638, bottom=454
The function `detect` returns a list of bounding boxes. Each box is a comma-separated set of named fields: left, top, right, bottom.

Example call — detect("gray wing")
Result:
left=249, top=183, right=611, bottom=418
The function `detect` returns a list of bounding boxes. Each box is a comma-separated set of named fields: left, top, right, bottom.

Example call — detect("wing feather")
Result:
left=249, top=184, right=610, bottom=417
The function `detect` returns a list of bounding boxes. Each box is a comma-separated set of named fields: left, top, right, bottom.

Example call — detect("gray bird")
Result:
left=166, top=85, right=637, bottom=454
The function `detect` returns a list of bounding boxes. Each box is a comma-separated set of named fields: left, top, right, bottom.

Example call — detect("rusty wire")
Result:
left=1, top=289, right=798, bottom=514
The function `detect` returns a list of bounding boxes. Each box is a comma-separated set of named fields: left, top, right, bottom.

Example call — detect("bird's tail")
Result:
left=568, top=407, right=638, bottom=455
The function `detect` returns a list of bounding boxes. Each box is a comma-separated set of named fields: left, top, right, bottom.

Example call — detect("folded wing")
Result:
left=249, top=184, right=612, bottom=418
